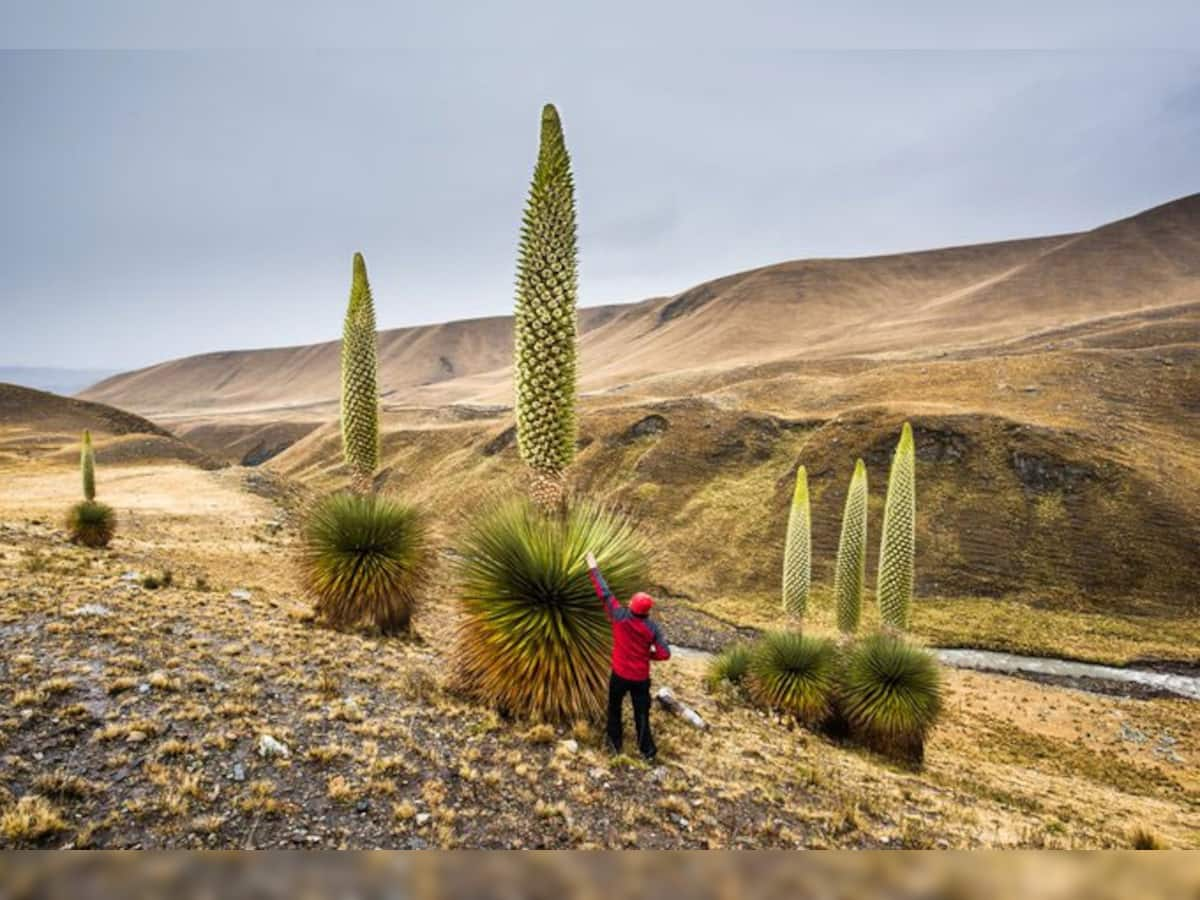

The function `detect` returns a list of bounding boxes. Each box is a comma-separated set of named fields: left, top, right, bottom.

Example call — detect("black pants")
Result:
left=607, top=672, right=656, bottom=760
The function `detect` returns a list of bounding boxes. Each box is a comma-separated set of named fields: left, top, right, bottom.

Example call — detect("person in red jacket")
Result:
left=586, top=551, right=671, bottom=760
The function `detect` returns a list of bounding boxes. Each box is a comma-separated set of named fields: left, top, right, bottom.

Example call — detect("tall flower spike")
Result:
left=513, top=103, right=579, bottom=509
left=782, top=465, right=811, bottom=620
left=341, top=252, right=380, bottom=493
left=834, top=459, right=869, bottom=635
left=81, top=430, right=96, bottom=501
left=878, top=422, right=916, bottom=631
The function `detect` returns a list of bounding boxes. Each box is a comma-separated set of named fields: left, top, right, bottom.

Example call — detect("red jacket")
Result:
left=588, top=566, right=670, bottom=681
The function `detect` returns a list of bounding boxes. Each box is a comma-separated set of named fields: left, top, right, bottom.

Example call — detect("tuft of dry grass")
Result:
left=1129, top=825, right=1165, bottom=850
left=0, top=795, right=68, bottom=843
left=32, top=771, right=99, bottom=802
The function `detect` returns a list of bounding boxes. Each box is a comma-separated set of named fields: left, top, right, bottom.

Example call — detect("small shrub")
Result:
left=745, top=631, right=839, bottom=727
left=141, top=570, right=173, bottom=590
left=1129, top=826, right=1164, bottom=850
left=452, top=498, right=648, bottom=722
left=704, top=643, right=752, bottom=692
left=299, top=492, right=432, bottom=634
left=66, top=501, right=116, bottom=549
left=840, top=633, right=942, bottom=766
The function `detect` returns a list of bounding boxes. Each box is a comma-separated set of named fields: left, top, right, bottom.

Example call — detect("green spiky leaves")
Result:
left=341, top=252, right=380, bottom=493
left=878, top=422, right=916, bottom=631
left=513, top=104, right=579, bottom=502
left=840, top=633, right=942, bottom=765
left=70, top=431, right=113, bottom=547
left=67, top=500, right=116, bottom=548
left=705, top=643, right=752, bottom=692
left=782, top=466, right=811, bottom=619
left=746, top=631, right=839, bottom=727
left=299, top=492, right=431, bottom=635
left=80, top=430, right=96, bottom=501
left=834, top=459, right=869, bottom=635
left=453, top=498, right=649, bottom=722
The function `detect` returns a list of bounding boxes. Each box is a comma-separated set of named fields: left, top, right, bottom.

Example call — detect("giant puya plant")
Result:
left=833, top=459, right=868, bottom=636
left=298, top=253, right=432, bottom=635
left=514, top=103, right=579, bottom=512
left=845, top=424, right=941, bottom=765
left=66, top=430, right=116, bottom=548
left=453, top=105, right=649, bottom=722
left=877, top=421, right=916, bottom=631
left=740, top=465, right=840, bottom=723
left=782, top=465, right=811, bottom=620
left=734, top=426, right=940, bottom=765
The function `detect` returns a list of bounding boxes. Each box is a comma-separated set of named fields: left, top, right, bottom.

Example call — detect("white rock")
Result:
left=120, top=572, right=141, bottom=582
left=229, top=589, right=252, bottom=601
left=256, top=733, right=290, bottom=759
left=69, top=604, right=111, bottom=617
left=415, top=813, right=431, bottom=826
left=559, top=739, right=579, bottom=753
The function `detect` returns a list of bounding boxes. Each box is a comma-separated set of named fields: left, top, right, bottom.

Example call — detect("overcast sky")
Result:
left=2, top=5, right=1199, bottom=370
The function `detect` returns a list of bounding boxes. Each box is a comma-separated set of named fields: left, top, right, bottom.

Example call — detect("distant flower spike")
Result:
left=341, top=252, right=380, bottom=493
left=68, top=429, right=116, bottom=548
left=834, top=459, right=869, bottom=635
left=782, top=466, right=811, bottom=619
left=81, top=429, right=96, bottom=501
left=878, top=422, right=917, bottom=631
left=513, top=103, right=579, bottom=509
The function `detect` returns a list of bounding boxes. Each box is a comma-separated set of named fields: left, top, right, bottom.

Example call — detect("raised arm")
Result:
left=585, top=552, right=620, bottom=620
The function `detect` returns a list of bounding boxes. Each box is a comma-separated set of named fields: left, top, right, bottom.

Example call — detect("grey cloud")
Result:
left=0, top=49, right=1198, bottom=369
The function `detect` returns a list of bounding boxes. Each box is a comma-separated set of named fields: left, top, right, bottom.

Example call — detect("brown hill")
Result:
left=0, top=383, right=217, bottom=469
left=82, top=194, right=1200, bottom=420
left=76, top=194, right=1200, bottom=615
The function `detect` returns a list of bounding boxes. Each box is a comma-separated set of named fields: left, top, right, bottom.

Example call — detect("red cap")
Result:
left=629, top=593, right=655, bottom=616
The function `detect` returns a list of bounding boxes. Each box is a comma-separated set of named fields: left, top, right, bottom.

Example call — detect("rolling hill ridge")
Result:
left=72, top=194, right=1200, bottom=615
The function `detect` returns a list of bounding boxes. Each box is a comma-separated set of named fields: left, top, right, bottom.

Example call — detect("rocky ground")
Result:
left=0, top=463, right=1196, bottom=849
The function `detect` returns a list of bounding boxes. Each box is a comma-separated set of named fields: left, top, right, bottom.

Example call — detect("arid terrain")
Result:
left=2, top=194, right=1198, bottom=848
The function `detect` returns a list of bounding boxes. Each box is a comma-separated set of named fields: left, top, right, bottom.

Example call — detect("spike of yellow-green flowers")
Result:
left=81, top=430, right=96, bottom=501
left=341, top=252, right=380, bottom=493
left=878, top=422, right=917, bottom=631
left=834, top=459, right=869, bottom=635
left=513, top=103, right=579, bottom=509
left=782, top=465, right=811, bottom=619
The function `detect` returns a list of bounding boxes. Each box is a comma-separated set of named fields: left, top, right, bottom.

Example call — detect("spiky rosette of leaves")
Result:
left=66, top=500, right=116, bottom=549
left=878, top=422, right=916, bottom=631
left=341, top=252, right=380, bottom=493
left=80, top=430, right=96, bottom=501
left=513, top=104, right=579, bottom=506
left=452, top=498, right=649, bottom=722
left=299, top=492, right=431, bottom=634
left=782, top=465, right=811, bottom=619
left=745, top=631, right=839, bottom=726
left=840, top=633, right=942, bottom=766
left=834, top=459, right=868, bottom=635
left=704, top=643, right=752, bottom=693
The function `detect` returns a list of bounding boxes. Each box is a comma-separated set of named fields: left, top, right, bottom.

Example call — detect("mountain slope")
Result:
left=83, top=194, right=1200, bottom=419
left=0, top=383, right=216, bottom=469
left=70, top=194, right=1200, bottom=613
